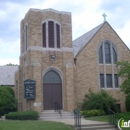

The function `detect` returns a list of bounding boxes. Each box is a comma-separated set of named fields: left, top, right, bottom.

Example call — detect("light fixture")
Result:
left=51, top=54, right=56, bottom=60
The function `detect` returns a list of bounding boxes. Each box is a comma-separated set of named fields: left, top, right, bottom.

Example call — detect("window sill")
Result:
left=99, top=63, right=116, bottom=65
left=101, top=88, right=120, bottom=90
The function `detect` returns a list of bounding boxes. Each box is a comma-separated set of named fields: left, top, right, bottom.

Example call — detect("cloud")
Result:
left=116, top=20, right=130, bottom=48
left=0, top=58, right=19, bottom=65
left=0, top=0, right=130, bottom=65
left=0, top=38, right=20, bottom=62
left=99, top=1, right=130, bottom=28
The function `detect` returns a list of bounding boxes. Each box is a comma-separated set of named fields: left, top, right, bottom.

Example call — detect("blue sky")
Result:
left=0, top=0, right=130, bottom=65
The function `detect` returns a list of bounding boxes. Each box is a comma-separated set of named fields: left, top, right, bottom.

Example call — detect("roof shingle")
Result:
left=73, top=23, right=104, bottom=57
left=0, top=66, right=18, bottom=86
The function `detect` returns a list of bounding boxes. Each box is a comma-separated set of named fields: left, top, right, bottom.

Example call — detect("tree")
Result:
left=2, top=86, right=15, bottom=97
left=116, top=61, right=130, bottom=95
left=0, top=87, right=17, bottom=115
left=6, top=63, right=18, bottom=66
left=125, top=94, right=130, bottom=112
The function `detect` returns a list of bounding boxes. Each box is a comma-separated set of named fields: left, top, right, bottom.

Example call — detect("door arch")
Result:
left=43, top=70, right=62, bottom=110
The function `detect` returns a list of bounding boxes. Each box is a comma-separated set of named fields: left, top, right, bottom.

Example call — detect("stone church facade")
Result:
left=15, top=8, right=130, bottom=112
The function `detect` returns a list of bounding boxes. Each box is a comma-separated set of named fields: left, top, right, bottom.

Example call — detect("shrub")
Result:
left=82, top=90, right=119, bottom=114
left=0, top=87, right=17, bottom=115
left=81, top=109, right=106, bottom=117
left=2, top=86, right=15, bottom=97
left=0, top=108, right=3, bottom=117
left=125, top=94, right=130, bottom=112
left=116, top=112, right=130, bottom=120
left=5, top=111, right=38, bottom=120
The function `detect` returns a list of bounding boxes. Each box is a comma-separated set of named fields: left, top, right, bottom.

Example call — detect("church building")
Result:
left=15, top=8, right=130, bottom=112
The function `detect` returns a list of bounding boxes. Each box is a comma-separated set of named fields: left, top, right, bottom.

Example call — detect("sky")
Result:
left=0, top=0, right=130, bottom=65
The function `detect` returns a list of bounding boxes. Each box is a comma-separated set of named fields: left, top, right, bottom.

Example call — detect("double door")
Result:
left=43, top=83, right=62, bottom=110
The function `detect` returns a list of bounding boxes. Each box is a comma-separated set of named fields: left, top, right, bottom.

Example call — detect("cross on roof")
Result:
left=102, top=13, right=107, bottom=22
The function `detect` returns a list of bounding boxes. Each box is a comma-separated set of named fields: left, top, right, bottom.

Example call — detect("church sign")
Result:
left=24, top=79, right=36, bottom=100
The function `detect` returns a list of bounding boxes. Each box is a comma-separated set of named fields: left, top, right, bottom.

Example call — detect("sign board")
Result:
left=24, top=79, right=36, bottom=100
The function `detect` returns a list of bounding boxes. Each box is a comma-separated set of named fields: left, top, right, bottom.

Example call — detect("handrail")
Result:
left=54, top=102, right=61, bottom=116
left=74, top=109, right=81, bottom=130
left=108, top=109, right=116, bottom=125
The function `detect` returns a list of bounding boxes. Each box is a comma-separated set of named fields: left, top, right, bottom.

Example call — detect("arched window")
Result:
left=42, top=21, right=61, bottom=48
left=98, top=40, right=119, bottom=89
left=43, top=71, right=61, bottom=83
left=48, top=21, right=54, bottom=48
left=113, top=48, right=117, bottom=63
left=98, top=40, right=117, bottom=64
left=105, top=43, right=111, bottom=63
left=42, top=23, right=46, bottom=47
left=99, top=45, right=103, bottom=63
left=56, top=23, right=60, bottom=48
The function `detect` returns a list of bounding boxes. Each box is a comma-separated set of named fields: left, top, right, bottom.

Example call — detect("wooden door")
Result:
left=43, top=70, right=62, bottom=110
left=44, top=83, right=62, bottom=110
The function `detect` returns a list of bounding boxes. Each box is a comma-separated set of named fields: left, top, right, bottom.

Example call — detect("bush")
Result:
left=81, top=109, right=106, bottom=117
left=0, top=108, right=3, bottom=117
left=3, top=86, right=15, bottom=97
left=0, top=87, right=17, bottom=115
left=5, top=111, right=38, bottom=120
left=125, top=94, right=130, bottom=112
left=116, top=112, right=130, bottom=120
left=82, top=90, right=119, bottom=114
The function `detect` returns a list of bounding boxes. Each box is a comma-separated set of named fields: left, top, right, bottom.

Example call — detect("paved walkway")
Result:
left=1, top=116, right=107, bottom=126
left=40, top=118, right=107, bottom=125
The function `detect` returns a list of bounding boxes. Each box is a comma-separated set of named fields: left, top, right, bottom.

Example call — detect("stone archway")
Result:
left=43, top=70, right=62, bottom=110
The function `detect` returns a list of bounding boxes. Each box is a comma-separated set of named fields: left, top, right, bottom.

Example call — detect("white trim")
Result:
left=101, top=88, right=120, bottom=90
left=24, top=24, right=28, bottom=52
left=21, top=46, right=73, bottom=56
left=20, top=46, right=73, bottom=57
left=21, top=51, right=27, bottom=57
left=29, top=8, right=71, bottom=15
left=27, top=46, right=73, bottom=52
left=42, top=19, right=61, bottom=26
left=42, top=66, right=63, bottom=80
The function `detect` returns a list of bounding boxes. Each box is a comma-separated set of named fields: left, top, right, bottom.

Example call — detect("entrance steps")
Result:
left=39, top=110, right=74, bottom=120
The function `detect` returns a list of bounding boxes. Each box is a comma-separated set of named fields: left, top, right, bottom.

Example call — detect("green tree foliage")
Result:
left=125, top=94, right=130, bottom=112
left=6, top=63, right=18, bottom=66
left=82, top=90, right=118, bottom=113
left=2, top=86, right=15, bottom=97
left=116, top=61, right=130, bottom=95
left=0, top=87, right=17, bottom=115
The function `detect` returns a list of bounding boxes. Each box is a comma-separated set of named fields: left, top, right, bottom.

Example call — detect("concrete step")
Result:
left=39, top=116, right=74, bottom=120
left=39, top=112, right=74, bottom=116
left=74, top=123, right=118, bottom=130
left=39, top=110, right=73, bottom=114
left=39, top=110, right=75, bottom=120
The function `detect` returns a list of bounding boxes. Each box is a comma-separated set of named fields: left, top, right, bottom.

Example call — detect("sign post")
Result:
left=24, top=79, right=36, bottom=100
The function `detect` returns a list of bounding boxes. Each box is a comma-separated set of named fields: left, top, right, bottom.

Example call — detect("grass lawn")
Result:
left=86, top=116, right=108, bottom=122
left=86, top=115, right=130, bottom=130
left=0, top=121, right=74, bottom=130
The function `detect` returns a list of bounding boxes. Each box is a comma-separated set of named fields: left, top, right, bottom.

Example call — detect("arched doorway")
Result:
left=43, top=70, right=62, bottom=110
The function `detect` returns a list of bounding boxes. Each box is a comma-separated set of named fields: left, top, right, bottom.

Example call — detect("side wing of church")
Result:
left=73, top=22, right=130, bottom=112
left=15, top=8, right=130, bottom=112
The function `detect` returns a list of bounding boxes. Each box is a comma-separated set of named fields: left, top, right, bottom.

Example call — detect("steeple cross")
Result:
left=102, top=13, right=107, bottom=22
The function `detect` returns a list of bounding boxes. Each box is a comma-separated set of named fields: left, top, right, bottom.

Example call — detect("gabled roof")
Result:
left=73, top=21, right=130, bottom=58
left=0, top=66, right=18, bottom=86
left=73, top=22, right=104, bottom=57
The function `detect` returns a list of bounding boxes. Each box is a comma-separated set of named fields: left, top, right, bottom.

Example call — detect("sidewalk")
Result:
left=40, top=118, right=107, bottom=125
